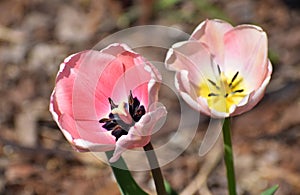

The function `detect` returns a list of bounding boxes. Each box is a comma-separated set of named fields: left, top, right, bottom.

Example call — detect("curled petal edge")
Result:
left=190, top=18, right=233, bottom=41
left=174, top=70, right=212, bottom=117
left=109, top=105, right=167, bottom=163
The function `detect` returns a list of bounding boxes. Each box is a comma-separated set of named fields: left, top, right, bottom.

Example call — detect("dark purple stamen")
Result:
left=229, top=71, right=239, bottom=88
left=99, top=91, right=146, bottom=141
left=208, top=79, right=220, bottom=90
left=207, top=71, right=244, bottom=99
left=128, top=91, right=146, bottom=122
left=208, top=93, right=219, bottom=97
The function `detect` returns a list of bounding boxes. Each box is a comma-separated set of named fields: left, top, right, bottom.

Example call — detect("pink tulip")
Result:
left=165, top=19, right=272, bottom=118
left=50, top=43, right=167, bottom=162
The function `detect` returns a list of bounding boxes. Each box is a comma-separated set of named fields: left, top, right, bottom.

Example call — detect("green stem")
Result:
left=222, top=118, right=237, bottom=195
left=143, top=142, right=167, bottom=195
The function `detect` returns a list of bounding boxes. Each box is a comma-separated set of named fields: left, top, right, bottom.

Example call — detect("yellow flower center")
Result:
left=199, top=70, right=247, bottom=113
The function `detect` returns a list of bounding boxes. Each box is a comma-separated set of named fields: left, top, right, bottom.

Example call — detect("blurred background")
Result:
left=0, top=0, right=300, bottom=194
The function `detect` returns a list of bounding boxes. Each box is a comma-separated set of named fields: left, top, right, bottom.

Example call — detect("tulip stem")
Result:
left=143, top=142, right=167, bottom=195
left=222, top=117, right=237, bottom=195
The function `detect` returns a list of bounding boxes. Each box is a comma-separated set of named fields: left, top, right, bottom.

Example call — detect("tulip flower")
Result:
left=165, top=19, right=273, bottom=195
left=165, top=19, right=272, bottom=118
left=50, top=43, right=167, bottom=163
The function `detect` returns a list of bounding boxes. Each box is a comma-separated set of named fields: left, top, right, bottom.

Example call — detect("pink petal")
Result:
left=74, top=119, right=116, bottom=144
left=72, top=50, right=115, bottom=120
left=94, top=44, right=160, bottom=113
left=50, top=50, right=117, bottom=149
left=166, top=41, right=225, bottom=116
left=50, top=52, right=84, bottom=119
left=60, top=113, right=115, bottom=151
left=165, top=41, right=219, bottom=85
left=133, top=57, right=162, bottom=108
left=196, top=96, right=214, bottom=117
left=191, top=19, right=233, bottom=64
left=58, top=113, right=79, bottom=141
left=230, top=60, right=272, bottom=116
left=174, top=70, right=201, bottom=111
left=175, top=70, right=193, bottom=96
left=50, top=51, right=89, bottom=140
left=109, top=105, right=167, bottom=163
left=71, top=46, right=159, bottom=147
left=146, top=79, right=161, bottom=109
left=223, top=25, right=268, bottom=91
left=100, top=43, right=160, bottom=108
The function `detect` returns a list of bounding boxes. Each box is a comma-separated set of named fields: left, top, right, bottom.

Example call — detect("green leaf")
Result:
left=106, top=151, right=148, bottom=195
left=261, top=185, right=279, bottom=195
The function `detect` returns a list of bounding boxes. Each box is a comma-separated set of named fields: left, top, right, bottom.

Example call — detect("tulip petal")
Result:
left=50, top=50, right=120, bottom=148
left=223, top=25, right=268, bottom=91
left=50, top=52, right=84, bottom=120
left=174, top=70, right=203, bottom=112
left=133, top=57, right=162, bottom=108
left=72, top=50, right=115, bottom=120
left=165, top=41, right=219, bottom=86
left=50, top=52, right=89, bottom=141
left=102, top=43, right=162, bottom=108
left=58, top=113, right=79, bottom=141
left=60, top=113, right=115, bottom=151
left=191, top=19, right=233, bottom=40
left=230, top=60, right=272, bottom=116
left=109, top=106, right=167, bottom=163
left=73, top=138, right=115, bottom=152
left=167, top=41, right=227, bottom=116
left=95, top=43, right=160, bottom=112
left=191, top=19, right=233, bottom=64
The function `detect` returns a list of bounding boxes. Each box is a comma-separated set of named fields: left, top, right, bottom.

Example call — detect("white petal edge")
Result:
left=73, top=139, right=115, bottom=152
left=190, top=19, right=208, bottom=40
left=165, top=41, right=195, bottom=71
left=100, top=43, right=139, bottom=56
